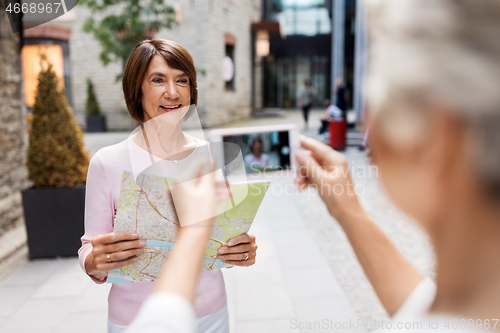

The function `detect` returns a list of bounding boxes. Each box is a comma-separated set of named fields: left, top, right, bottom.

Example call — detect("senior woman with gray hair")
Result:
left=297, top=0, right=500, bottom=331
left=125, top=0, right=500, bottom=331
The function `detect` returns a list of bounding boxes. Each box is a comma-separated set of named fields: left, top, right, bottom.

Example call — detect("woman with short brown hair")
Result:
left=122, top=39, right=198, bottom=123
left=79, top=39, right=258, bottom=333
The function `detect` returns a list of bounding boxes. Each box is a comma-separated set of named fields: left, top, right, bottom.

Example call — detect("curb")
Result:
left=0, top=224, right=28, bottom=264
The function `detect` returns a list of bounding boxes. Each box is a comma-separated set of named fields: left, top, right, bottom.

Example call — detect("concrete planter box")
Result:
left=22, top=185, right=85, bottom=258
left=86, top=114, right=107, bottom=132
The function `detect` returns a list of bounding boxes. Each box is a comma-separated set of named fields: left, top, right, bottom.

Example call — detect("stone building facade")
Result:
left=23, top=0, right=262, bottom=130
left=0, top=9, right=28, bottom=235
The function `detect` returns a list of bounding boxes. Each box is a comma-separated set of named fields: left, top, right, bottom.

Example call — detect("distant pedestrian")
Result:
left=333, top=78, right=349, bottom=119
left=298, top=79, right=315, bottom=131
left=318, top=99, right=342, bottom=137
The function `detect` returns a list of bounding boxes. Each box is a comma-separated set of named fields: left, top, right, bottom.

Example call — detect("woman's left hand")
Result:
left=217, top=234, right=257, bottom=267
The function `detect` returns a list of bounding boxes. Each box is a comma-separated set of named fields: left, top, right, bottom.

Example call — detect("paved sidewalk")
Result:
left=0, top=176, right=360, bottom=333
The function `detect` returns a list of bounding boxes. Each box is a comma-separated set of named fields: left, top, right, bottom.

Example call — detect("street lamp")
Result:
left=255, top=30, right=270, bottom=57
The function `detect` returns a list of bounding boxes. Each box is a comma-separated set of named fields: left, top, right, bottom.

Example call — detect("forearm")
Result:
left=153, top=221, right=213, bottom=304
left=339, top=207, right=424, bottom=316
left=296, top=136, right=424, bottom=316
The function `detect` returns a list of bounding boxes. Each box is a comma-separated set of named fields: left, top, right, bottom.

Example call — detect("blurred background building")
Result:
left=258, top=0, right=335, bottom=109
left=19, top=0, right=366, bottom=130
left=253, top=0, right=365, bottom=123
left=0, top=7, right=28, bottom=235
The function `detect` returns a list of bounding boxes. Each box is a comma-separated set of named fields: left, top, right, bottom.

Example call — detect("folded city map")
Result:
left=107, top=170, right=270, bottom=283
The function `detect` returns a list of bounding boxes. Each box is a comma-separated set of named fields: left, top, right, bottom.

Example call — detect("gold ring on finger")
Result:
left=244, top=252, right=249, bottom=261
left=107, top=254, right=112, bottom=263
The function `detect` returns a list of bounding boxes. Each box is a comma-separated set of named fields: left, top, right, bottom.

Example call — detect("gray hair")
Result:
left=365, top=0, right=500, bottom=198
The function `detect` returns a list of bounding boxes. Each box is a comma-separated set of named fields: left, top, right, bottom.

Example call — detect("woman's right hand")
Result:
left=85, top=232, right=146, bottom=280
left=295, top=135, right=363, bottom=226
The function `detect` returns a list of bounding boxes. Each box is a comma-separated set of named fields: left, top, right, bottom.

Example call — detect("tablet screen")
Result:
left=221, top=131, right=291, bottom=174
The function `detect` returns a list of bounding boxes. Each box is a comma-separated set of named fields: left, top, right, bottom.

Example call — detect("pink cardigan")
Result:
left=78, top=138, right=227, bottom=326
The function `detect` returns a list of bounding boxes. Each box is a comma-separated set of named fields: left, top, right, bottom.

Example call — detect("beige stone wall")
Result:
left=0, top=10, right=28, bottom=235
left=67, top=7, right=137, bottom=131
left=45, top=6, right=139, bottom=131
left=199, top=0, right=262, bottom=126
left=43, top=0, right=261, bottom=130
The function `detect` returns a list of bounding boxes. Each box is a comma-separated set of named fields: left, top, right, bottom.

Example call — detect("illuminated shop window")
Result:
left=21, top=39, right=71, bottom=109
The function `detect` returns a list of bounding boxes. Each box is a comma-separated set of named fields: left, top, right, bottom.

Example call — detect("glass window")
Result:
left=264, top=55, right=330, bottom=108
left=22, top=39, right=72, bottom=110
left=22, top=44, right=65, bottom=108
left=225, top=44, right=235, bottom=91
left=267, top=0, right=331, bottom=36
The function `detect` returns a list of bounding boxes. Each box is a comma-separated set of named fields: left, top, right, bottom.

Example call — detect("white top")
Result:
left=244, top=153, right=270, bottom=168
left=393, top=276, right=437, bottom=321
left=124, top=276, right=489, bottom=333
left=125, top=292, right=195, bottom=333
left=379, top=277, right=484, bottom=332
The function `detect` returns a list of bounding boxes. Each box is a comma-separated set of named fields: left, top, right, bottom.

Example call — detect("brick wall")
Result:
left=0, top=9, right=28, bottom=236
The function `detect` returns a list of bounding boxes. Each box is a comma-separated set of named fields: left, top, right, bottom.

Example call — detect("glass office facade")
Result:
left=264, top=54, right=330, bottom=108
left=267, top=0, right=332, bottom=36
left=262, top=0, right=332, bottom=108
left=22, top=39, right=72, bottom=111
left=260, top=0, right=356, bottom=109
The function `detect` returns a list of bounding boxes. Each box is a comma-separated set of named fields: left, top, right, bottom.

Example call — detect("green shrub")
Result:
left=85, top=78, right=100, bottom=115
left=26, top=62, right=90, bottom=187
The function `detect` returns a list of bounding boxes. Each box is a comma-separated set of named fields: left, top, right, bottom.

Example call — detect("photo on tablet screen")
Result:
left=222, top=131, right=291, bottom=174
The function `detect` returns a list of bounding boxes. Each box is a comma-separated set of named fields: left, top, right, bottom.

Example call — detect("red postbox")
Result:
left=329, top=119, right=347, bottom=150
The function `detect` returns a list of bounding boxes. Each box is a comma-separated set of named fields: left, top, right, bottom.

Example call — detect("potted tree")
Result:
left=85, top=78, right=107, bottom=132
left=22, top=61, right=90, bottom=258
